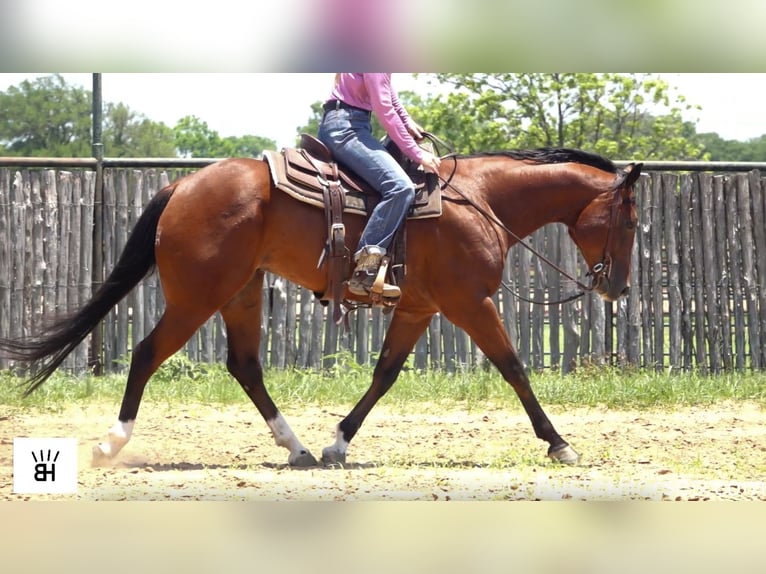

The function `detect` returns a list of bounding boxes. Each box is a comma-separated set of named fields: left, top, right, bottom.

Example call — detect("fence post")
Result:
left=90, top=73, right=105, bottom=375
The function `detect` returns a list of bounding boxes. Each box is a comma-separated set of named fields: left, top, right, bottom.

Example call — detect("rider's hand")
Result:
left=419, top=151, right=441, bottom=175
left=407, top=121, right=425, bottom=140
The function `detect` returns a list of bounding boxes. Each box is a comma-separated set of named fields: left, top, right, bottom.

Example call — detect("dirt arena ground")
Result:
left=2, top=400, right=764, bottom=501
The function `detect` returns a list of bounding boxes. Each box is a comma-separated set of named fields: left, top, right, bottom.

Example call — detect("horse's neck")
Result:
left=468, top=161, right=599, bottom=237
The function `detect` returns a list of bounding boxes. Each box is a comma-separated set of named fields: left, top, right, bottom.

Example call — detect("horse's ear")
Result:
left=623, top=162, right=643, bottom=189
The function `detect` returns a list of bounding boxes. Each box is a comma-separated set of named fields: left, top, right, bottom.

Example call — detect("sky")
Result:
left=1, top=73, right=765, bottom=148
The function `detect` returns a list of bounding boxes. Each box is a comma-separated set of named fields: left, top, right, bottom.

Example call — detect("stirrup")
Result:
left=369, top=256, right=400, bottom=303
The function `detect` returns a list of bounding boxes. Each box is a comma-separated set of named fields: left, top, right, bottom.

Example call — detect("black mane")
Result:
left=459, top=147, right=618, bottom=174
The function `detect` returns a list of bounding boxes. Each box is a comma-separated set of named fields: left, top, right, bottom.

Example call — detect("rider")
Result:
left=317, top=73, right=441, bottom=299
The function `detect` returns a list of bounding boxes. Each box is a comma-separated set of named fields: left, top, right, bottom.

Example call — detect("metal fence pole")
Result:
left=91, top=73, right=104, bottom=375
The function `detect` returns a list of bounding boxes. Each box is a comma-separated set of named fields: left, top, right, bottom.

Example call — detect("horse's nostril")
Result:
left=621, top=286, right=630, bottom=296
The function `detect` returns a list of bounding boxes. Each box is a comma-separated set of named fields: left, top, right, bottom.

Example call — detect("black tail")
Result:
left=0, top=185, right=176, bottom=395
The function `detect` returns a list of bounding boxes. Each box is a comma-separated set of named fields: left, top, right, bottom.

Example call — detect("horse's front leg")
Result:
left=446, top=296, right=580, bottom=464
left=321, top=310, right=433, bottom=466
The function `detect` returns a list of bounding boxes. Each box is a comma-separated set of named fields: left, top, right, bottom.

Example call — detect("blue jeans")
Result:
left=318, top=107, right=415, bottom=257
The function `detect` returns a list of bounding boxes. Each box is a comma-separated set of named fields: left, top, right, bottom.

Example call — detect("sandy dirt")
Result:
left=2, top=400, right=764, bottom=501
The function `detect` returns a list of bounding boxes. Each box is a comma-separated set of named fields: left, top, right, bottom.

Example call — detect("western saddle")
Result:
left=262, top=133, right=442, bottom=323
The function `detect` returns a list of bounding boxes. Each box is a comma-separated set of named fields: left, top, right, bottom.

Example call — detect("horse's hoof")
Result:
left=548, top=444, right=580, bottom=465
left=289, top=450, right=318, bottom=468
left=321, top=448, right=346, bottom=467
left=91, top=444, right=112, bottom=467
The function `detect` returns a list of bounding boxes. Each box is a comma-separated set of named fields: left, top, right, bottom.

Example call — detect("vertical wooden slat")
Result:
left=428, top=314, right=442, bottom=370
left=713, top=175, right=733, bottom=370
left=259, top=276, right=270, bottom=363
left=114, top=171, right=130, bottom=366
left=579, top=293, right=593, bottom=361
left=102, top=170, right=116, bottom=368
left=297, top=287, right=314, bottom=368
left=529, top=230, right=545, bottom=369
left=322, top=301, right=339, bottom=369
left=414, top=330, right=428, bottom=370
left=736, top=174, right=759, bottom=369
left=454, top=323, right=469, bottom=370
left=678, top=175, right=694, bottom=370
left=354, top=307, right=370, bottom=366
left=626, top=235, right=641, bottom=366
left=662, top=174, right=682, bottom=370
left=42, top=171, right=58, bottom=325
left=560, top=229, right=579, bottom=373
left=129, top=170, right=145, bottom=353
left=22, top=173, right=34, bottom=342
left=547, top=224, right=562, bottom=369
left=56, top=172, right=72, bottom=369
left=650, top=174, right=664, bottom=371
left=441, top=316, right=456, bottom=373
left=637, top=174, right=653, bottom=369
left=502, top=249, right=519, bottom=365
left=698, top=173, right=721, bottom=373
left=624, top=175, right=647, bottom=367
left=80, top=171, right=95, bottom=370
left=725, top=175, right=746, bottom=370
left=68, top=173, right=86, bottom=372
left=0, top=169, right=12, bottom=366
left=29, top=171, right=44, bottom=335
left=308, top=298, right=325, bottom=369
left=285, top=280, right=298, bottom=367
left=749, top=171, right=766, bottom=367
left=9, top=172, right=25, bottom=343
left=516, top=243, right=531, bottom=369
left=371, top=307, right=387, bottom=365
left=270, top=276, right=287, bottom=368
left=69, top=176, right=92, bottom=373
left=690, top=174, right=708, bottom=371
left=590, top=297, right=606, bottom=365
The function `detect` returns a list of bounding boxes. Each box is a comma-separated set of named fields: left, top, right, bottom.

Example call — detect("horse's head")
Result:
left=568, top=162, right=642, bottom=302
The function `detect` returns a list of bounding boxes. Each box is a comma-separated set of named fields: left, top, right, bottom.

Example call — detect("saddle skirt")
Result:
left=262, top=134, right=442, bottom=219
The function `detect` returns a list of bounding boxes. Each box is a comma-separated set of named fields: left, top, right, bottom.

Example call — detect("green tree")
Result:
left=697, top=132, right=766, bottom=162
left=0, top=74, right=178, bottom=157
left=218, top=134, right=277, bottom=157
left=293, top=74, right=708, bottom=161
left=104, top=102, right=176, bottom=157
left=173, top=115, right=275, bottom=157
left=173, top=115, right=222, bottom=157
left=0, top=74, right=92, bottom=156
left=421, top=73, right=707, bottom=160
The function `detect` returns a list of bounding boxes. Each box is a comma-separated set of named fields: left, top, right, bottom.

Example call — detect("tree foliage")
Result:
left=696, top=132, right=766, bottom=162
left=173, top=115, right=275, bottom=158
left=0, top=74, right=92, bottom=156
left=0, top=74, right=275, bottom=158
left=104, top=102, right=176, bottom=157
left=294, top=73, right=728, bottom=162
left=3, top=73, right=765, bottom=162
left=421, top=73, right=708, bottom=160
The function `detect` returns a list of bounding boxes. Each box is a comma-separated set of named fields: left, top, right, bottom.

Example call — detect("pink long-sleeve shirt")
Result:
left=328, top=73, right=425, bottom=164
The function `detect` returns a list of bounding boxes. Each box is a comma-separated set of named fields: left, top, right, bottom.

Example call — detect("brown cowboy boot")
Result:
left=347, top=246, right=401, bottom=299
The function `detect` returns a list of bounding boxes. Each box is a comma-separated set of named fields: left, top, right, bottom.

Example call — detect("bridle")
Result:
left=435, top=151, right=628, bottom=305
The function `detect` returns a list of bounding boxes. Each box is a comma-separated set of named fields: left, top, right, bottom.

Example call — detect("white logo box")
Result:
left=13, top=438, right=78, bottom=494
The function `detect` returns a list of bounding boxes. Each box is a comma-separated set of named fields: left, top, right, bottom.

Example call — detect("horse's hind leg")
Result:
left=221, top=272, right=317, bottom=467
left=92, top=306, right=211, bottom=465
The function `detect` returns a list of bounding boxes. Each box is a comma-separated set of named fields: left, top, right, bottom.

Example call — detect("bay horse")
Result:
left=0, top=147, right=641, bottom=467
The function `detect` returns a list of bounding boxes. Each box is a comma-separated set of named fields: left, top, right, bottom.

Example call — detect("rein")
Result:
left=435, top=151, right=620, bottom=306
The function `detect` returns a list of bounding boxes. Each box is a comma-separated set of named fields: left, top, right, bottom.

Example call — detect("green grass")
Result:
left=1, top=352, right=764, bottom=412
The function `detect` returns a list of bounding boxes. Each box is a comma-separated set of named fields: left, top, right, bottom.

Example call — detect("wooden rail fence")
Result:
left=1, top=164, right=765, bottom=375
